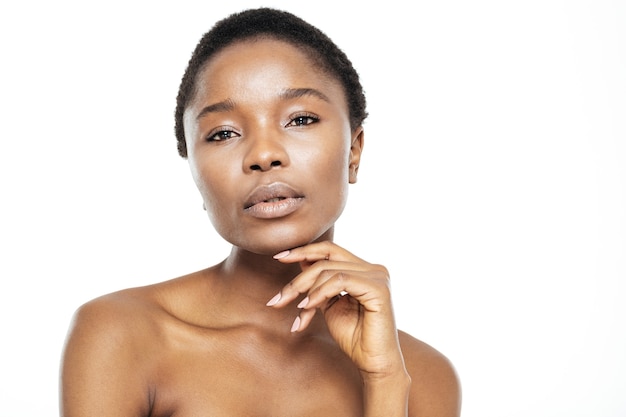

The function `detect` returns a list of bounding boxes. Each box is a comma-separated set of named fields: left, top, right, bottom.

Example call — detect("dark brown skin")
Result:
left=60, top=38, right=461, bottom=417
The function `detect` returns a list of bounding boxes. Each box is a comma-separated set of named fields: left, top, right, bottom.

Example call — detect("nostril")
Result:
left=249, top=160, right=281, bottom=171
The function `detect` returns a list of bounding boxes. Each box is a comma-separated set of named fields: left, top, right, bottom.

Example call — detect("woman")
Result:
left=60, top=7, right=461, bottom=416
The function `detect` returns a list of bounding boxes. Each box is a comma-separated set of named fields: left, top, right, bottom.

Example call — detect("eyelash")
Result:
left=285, top=112, right=320, bottom=127
left=204, top=113, right=320, bottom=142
left=205, top=127, right=239, bottom=142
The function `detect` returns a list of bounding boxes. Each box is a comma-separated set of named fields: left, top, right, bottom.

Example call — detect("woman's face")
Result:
left=183, top=38, right=363, bottom=255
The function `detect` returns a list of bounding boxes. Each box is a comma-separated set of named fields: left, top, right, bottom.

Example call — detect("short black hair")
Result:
left=174, top=7, right=368, bottom=158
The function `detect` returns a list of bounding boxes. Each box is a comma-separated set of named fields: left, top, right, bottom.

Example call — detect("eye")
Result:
left=206, top=128, right=239, bottom=142
left=286, top=113, right=319, bottom=127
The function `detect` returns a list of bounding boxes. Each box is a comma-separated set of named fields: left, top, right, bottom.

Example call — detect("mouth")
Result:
left=244, top=183, right=305, bottom=218
left=244, top=183, right=304, bottom=209
left=259, top=197, right=285, bottom=204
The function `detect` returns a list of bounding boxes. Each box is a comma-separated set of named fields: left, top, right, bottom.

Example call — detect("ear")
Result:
left=348, top=127, right=364, bottom=184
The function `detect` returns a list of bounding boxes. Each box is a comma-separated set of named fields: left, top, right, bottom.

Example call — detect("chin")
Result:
left=230, top=224, right=334, bottom=255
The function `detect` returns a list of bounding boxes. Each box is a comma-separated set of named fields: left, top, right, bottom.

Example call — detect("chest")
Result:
left=147, top=327, right=364, bottom=417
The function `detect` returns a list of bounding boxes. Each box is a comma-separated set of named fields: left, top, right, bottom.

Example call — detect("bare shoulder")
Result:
left=398, top=330, right=462, bottom=417
left=70, top=283, right=165, bottom=327
left=60, top=285, right=168, bottom=416
left=63, top=269, right=204, bottom=344
left=65, top=284, right=166, bottom=353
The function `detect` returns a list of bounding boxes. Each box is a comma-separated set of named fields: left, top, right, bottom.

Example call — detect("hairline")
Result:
left=185, top=35, right=343, bottom=117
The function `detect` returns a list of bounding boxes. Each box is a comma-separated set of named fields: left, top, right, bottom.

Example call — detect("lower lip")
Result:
left=244, top=197, right=304, bottom=219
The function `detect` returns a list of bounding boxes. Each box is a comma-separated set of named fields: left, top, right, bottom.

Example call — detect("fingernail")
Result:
left=266, top=292, right=281, bottom=306
left=273, top=250, right=290, bottom=259
left=297, top=297, right=309, bottom=309
left=290, top=316, right=301, bottom=332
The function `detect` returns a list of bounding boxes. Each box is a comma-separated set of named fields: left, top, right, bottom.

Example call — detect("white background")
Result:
left=1, top=1, right=624, bottom=416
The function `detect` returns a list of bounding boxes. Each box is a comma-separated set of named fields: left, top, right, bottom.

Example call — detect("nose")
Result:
left=243, top=127, right=290, bottom=172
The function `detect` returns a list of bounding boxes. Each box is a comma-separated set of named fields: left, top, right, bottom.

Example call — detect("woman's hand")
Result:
left=266, top=241, right=408, bottom=380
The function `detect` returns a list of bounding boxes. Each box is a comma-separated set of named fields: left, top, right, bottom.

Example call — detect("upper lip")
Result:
left=244, top=182, right=304, bottom=209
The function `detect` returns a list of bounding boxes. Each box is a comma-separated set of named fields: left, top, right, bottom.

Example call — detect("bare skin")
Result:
left=60, top=38, right=461, bottom=417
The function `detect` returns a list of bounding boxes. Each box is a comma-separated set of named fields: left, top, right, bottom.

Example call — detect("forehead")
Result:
left=191, top=38, right=342, bottom=101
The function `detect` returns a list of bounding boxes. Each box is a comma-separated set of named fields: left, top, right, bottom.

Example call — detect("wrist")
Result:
left=362, top=371, right=412, bottom=417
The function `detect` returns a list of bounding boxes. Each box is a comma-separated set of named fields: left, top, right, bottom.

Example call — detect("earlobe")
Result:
left=348, top=127, right=364, bottom=184
left=349, top=165, right=359, bottom=183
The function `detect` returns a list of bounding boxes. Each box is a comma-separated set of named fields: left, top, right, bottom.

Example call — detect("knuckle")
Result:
left=320, top=240, right=334, bottom=251
left=285, top=280, right=301, bottom=294
left=318, top=241, right=334, bottom=258
left=320, top=269, right=334, bottom=280
left=333, top=271, right=348, bottom=287
left=373, top=264, right=390, bottom=280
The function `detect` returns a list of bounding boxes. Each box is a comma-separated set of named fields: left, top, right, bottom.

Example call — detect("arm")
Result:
left=359, top=335, right=461, bottom=417
left=362, top=371, right=412, bottom=417
left=60, top=297, right=152, bottom=417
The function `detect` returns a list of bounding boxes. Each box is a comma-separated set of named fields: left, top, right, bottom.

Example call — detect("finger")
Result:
left=301, top=270, right=391, bottom=314
left=291, top=307, right=317, bottom=333
left=266, top=264, right=341, bottom=307
left=267, top=261, right=368, bottom=307
left=273, top=241, right=364, bottom=265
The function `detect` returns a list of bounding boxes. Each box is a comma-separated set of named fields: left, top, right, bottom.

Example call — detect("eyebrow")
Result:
left=195, top=88, right=330, bottom=121
left=195, top=98, right=236, bottom=120
left=279, top=88, right=331, bottom=103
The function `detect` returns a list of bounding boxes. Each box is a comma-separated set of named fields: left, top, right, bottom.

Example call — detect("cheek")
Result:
left=314, top=141, right=351, bottom=182
left=303, top=140, right=352, bottom=203
left=188, top=156, right=236, bottom=215
left=193, top=169, right=242, bottom=240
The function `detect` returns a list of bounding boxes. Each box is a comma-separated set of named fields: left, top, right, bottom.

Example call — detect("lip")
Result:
left=243, top=182, right=305, bottom=219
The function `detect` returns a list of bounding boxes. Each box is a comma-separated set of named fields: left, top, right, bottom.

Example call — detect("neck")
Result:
left=209, top=232, right=334, bottom=333
left=208, top=249, right=319, bottom=336
left=221, top=227, right=335, bottom=293
left=223, top=246, right=301, bottom=287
